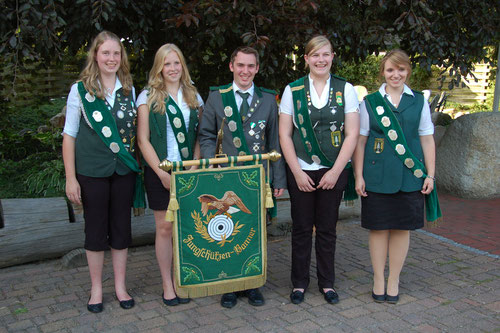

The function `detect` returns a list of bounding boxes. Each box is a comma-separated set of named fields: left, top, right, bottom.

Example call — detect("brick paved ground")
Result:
left=1, top=217, right=499, bottom=332
left=423, top=193, right=500, bottom=255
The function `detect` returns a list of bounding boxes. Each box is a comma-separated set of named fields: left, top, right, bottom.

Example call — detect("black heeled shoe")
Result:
left=319, top=288, right=339, bottom=304
left=371, top=292, right=386, bottom=303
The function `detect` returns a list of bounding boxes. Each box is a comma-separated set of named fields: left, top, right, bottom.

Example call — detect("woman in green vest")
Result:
left=353, top=49, right=436, bottom=304
left=137, top=44, right=203, bottom=306
left=62, top=31, right=138, bottom=313
left=279, top=35, right=360, bottom=305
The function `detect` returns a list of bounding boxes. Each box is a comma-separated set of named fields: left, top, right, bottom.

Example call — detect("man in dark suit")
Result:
left=199, top=46, right=286, bottom=308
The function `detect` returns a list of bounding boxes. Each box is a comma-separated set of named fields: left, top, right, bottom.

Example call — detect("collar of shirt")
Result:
left=307, top=74, right=331, bottom=108
left=97, top=77, right=122, bottom=107
left=168, top=87, right=184, bottom=106
left=233, top=81, right=254, bottom=108
left=379, top=83, right=414, bottom=105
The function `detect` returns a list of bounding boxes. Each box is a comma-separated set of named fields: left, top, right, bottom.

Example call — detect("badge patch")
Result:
left=173, top=117, right=182, bottom=128
left=228, top=120, right=237, bottom=132
left=177, top=132, right=186, bottom=143
left=117, top=110, right=124, bottom=119
left=85, top=92, right=95, bottom=103
left=233, top=137, right=242, bottom=148
left=224, top=106, right=233, bottom=117
left=298, top=114, right=304, bottom=125
left=374, top=138, right=384, bottom=154
left=296, top=100, right=301, bottom=110
left=168, top=105, right=177, bottom=114
left=395, top=144, right=406, bottom=155
left=109, top=142, right=120, bottom=153
left=376, top=106, right=384, bottom=115
left=311, top=155, right=321, bottom=164
left=301, top=127, right=307, bottom=138
left=413, top=169, right=423, bottom=178
left=336, top=91, right=343, bottom=106
left=381, top=116, right=391, bottom=127
left=388, top=129, right=398, bottom=141
left=92, top=111, right=103, bottom=122
left=305, top=141, right=312, bottom=152
left=101, top=126, right=112, bottom=138
left=404, top=158, right=415, bottom=169
left=331, top=131, right=341, bottom=147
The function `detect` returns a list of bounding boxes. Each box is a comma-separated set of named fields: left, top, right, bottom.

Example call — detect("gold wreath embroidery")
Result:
left=191, top=211, right=244, bottom=247
left=244, top=257, right=261, bottom=274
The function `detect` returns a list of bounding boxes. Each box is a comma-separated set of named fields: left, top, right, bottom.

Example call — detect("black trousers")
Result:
left=77, top=172, right=136, bottom=251
left=286, top=166, right=348, bottom=289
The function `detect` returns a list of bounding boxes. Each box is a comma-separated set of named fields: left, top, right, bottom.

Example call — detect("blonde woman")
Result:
left=137, top=44, right=203, bottom=306
left=353, top=49, right=436, bottom=304
left=63, top=31, right=138, bottom=313
left=279, top=35, right=360, bottom=305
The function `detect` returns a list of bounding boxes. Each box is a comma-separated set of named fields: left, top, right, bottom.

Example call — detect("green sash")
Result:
left=77, top=82, right=145, bottom=211
left=365, top=92, right=442, bottom=223
left=290, top=77, right=334, bottom=167
left=219, top=84, right=251, bottom=156
left=164, top=97, right=196, bottom=160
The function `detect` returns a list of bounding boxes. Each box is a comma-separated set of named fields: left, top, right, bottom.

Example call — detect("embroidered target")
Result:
left=207, top=215, right=234, bottom=241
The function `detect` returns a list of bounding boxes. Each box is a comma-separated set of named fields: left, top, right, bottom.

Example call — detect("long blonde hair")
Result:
left=79, top=31, right=133, bottom=98
left=147, top=44, right=200, bottom=114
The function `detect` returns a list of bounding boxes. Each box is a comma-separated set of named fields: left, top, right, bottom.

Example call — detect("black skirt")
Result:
left=361, top=191, right=424, bottom=230
left=144, top=166, right=170, bottom=211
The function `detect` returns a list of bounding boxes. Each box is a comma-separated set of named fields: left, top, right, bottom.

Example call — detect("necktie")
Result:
left=237, top=91, right=250, bottom=120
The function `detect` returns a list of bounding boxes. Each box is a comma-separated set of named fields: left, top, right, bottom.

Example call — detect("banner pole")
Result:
left=159, top=150, right=281, bottom=172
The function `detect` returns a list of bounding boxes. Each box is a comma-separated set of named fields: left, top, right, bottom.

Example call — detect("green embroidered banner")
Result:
left=172, top=164, right=266, bottom=297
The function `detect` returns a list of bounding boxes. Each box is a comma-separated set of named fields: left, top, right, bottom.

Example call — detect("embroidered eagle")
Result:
left=198, top=191, right=252, bottom=216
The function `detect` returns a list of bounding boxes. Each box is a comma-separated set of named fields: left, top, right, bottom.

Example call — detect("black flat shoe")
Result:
left=290, top=290, right=304, bottom=304
left=162, top=293, right=180, bottom=306
left=371, top=292, right=386, bottom=303
left=87, top=297, right=103, bottom=313
left=119, top=298, right=135, bottom=309
left=177, top=296, right=191, bottom=304
left=220, top=292, right=237, bottom=308
left=386, top=294, right=399, bottom=304
left=320, top=288, right=339, bottom=304
left=245, top=288, right=265, bottom=306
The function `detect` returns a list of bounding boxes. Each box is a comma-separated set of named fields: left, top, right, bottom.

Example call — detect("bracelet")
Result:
left=426, top=175, right=435, bottom=181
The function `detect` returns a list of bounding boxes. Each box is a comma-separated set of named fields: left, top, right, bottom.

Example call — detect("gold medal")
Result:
left=301, top=127, right=307, bottom=138
left=297, top=100, right=301, bottom=110
left=228, top=120, right=237, bottom=132
left=395, top=144, right=406, bottom=155
left=388, top=129, right=398, bottom=141
left=404, top=158, right=415, bottom=168
left=305, top=141, right=312, bottom=152
left=224, top=106, right=233, bottom=117
left=381, top=116, right=391, bottom=127
left=413, top=169, right=423, bottom=178
left=376, top=106, right=384, bottom=115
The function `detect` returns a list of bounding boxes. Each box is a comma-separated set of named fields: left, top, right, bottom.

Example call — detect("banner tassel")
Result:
left=265, top=183, right=274, bottom=208
left=165, top=191, right=179, bottom=222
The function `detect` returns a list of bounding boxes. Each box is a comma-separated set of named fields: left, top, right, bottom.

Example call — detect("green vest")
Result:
left=290, top=75, right=346, bottom=165
left=75, top=87, right=137, bottom=177
left=148, top=105, right=199, bottom=162
left=363, top=90, right=425, bottom=193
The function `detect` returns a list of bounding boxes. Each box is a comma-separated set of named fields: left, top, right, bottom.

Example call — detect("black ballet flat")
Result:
left=371, top=292, right=386, bottom=303
left=177, top=296, right=191, bottom=304
left=386, top=293, right=399, bottom=304
left=87, top=296, right=103, bottom=313
left=290, top=290, right=305, bottom=304
left=319, top=288, right=339, bottom=304
left=119, top=298, right=135, bottom=309
left=162, top=293, right=180, bottom=306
